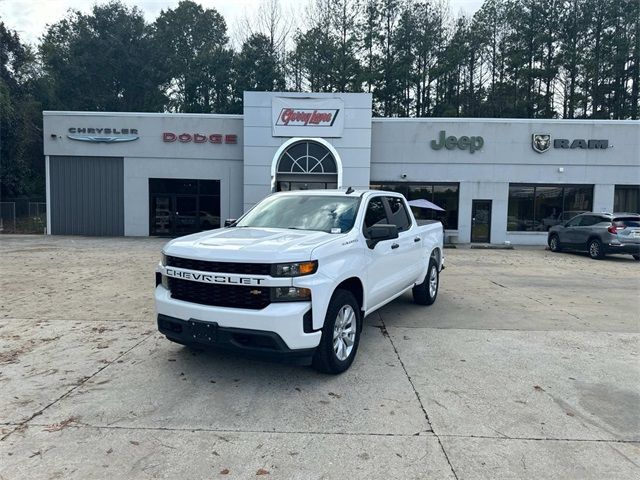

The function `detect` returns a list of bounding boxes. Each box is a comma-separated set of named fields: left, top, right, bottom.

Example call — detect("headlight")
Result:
left=271, top=287, right=311, bottom=302
left=160, top=252, right=167, bottom=266
left=271, top=261, right=318, bottom=277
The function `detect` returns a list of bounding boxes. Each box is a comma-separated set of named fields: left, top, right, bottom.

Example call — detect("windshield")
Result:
left=236, top=195, right=359, bottom=233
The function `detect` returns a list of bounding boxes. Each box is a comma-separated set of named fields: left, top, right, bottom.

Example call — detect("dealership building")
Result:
left=42, top=91, right=640, bottom=244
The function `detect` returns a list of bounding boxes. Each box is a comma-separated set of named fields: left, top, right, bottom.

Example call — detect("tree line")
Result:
left=1, top=0, right=638, bottom=198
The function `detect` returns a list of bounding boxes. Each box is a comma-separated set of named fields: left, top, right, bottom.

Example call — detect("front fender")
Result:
left=296, top=241, right=366, bottom=330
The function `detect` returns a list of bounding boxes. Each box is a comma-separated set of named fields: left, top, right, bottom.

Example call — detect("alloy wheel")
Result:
left=333, top=305, right=356, bottom=361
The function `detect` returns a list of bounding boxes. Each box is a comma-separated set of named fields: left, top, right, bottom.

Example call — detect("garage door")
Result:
left=50, top=156, right=124, bottom=236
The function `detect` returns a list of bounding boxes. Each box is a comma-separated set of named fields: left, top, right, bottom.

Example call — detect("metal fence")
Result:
left=0, top=202, right=16, bottom=233
left=0, top=201, right=47, bottom=234
left=29, top=202, right=47, bottom=218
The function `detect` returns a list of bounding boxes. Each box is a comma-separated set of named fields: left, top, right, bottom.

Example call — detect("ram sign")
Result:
left=272, top=97, right=344, bottom=137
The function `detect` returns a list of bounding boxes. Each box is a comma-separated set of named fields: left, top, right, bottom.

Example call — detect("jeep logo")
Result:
left=430, top=130, right=484, bottom=153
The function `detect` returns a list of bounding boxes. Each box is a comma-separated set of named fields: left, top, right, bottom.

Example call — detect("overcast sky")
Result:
left=1, top=0, right=484, bottom=47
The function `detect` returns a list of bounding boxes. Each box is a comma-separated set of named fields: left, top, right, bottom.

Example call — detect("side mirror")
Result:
left=366, top=224, right=399, bottom=249
left=224, top=218, right=237, bottom=227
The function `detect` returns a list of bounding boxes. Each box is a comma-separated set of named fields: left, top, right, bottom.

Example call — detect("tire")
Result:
left=633, top=254, right=640, bottom=261
left=312, top=289, right=361, bottom=374
left=548, top=235, right=562, bottom=252
left=413, top=257, right=439, bottom=305
left=588, top=238, right=605, bottom=259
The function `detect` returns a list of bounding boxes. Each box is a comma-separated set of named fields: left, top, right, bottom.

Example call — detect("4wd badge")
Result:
left=532, top=134, right=551, bottom=153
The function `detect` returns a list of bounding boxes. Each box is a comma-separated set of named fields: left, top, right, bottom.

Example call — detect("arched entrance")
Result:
left=271, top=138, right=342, bottom=192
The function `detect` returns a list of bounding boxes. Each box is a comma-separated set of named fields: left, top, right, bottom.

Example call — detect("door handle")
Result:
left=414, top=237, right=421, bottom=242
left=391, top=243, right=399, bottom=249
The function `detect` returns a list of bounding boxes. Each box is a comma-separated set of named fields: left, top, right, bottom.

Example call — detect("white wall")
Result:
left=43, top=111, right=245, bottom=237
left=371, top=118, right=640, bottom=244
left=242, top=92, right=373, bottom=212
left=123, top=157, right=243, bottom=236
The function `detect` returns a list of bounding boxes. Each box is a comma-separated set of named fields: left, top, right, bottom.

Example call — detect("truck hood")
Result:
left=163, top=227, right=341, bottom=263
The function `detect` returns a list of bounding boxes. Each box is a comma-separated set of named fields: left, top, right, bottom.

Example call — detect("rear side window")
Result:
left=385, top=196, right=412, bottom=232
left=578, top=215, right=602, bottom=226
left=364, top=197, right=387, bottom=230
left=613, top=217, right=640, bottom=228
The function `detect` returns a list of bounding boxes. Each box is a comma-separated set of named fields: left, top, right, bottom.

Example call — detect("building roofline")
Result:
left=372, top=117, right=639, bottom=125
left=42, top=111, right=639, bottom=125
left=43, top=111, right=244, bottom=119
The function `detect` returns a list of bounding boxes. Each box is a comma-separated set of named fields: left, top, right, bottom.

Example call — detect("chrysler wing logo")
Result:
left=532, top=133, right=551, bottom=153
left=276, top=108, right=339, bottom=127
left=67, top=135, right=139, bottom=143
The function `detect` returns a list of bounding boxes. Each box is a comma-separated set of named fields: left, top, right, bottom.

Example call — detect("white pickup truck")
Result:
left=155, top=189, right=444, bottom=373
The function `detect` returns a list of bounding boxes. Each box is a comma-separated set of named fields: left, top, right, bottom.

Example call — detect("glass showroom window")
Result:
left=369, top=183, right=459, bottom=229
left=507, top=184, right=593, bottom=231
left=614, top=185, right=640, bottom=213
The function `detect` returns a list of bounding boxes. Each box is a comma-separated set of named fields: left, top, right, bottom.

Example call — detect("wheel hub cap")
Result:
left=429, top=266, right=438, bottom=297
left=333, top=305, right=356, bottom=361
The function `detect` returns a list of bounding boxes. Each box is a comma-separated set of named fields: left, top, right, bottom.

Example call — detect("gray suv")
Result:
left=548, top=212, right=640, bottom=260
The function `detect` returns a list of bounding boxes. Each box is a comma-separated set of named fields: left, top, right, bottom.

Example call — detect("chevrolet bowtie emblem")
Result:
left=250, top=289, right=262, bottom=295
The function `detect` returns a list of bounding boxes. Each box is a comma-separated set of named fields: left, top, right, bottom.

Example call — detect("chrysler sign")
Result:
left=272, top=97, right=344, bottom=137
left=67, top=127, right=139, bottom=143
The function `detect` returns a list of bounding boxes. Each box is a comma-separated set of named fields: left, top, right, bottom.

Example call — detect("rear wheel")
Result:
left=413, top=257, right=439, bottom=305
left=633, top=254, right=640, bottom=261
left=549, top=235, right=562, bottom=252
left=312, top=289, right=361, bottom=374
left=588, top=239, right=605, bottom=259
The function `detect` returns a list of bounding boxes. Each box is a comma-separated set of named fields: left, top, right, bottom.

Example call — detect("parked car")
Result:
left=548, top=212, right=640, bottom=260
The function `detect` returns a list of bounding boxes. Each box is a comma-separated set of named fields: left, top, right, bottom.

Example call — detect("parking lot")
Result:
left=0, top=235, right=638, bottom=479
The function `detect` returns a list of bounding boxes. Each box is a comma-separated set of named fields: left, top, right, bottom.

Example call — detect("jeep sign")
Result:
left=430, top=130, right=484, bottom=153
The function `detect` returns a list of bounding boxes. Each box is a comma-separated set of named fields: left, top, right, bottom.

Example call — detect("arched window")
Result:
left=275, top=140, right=338, bottom=191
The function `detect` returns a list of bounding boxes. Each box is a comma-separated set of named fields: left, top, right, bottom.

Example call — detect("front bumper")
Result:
left=154, top=285, right=322, bottom=351
left=157, top=314, right=316, bottom=365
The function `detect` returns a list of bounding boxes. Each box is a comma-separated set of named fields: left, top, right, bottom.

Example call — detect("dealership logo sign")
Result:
left=276, top=108, right=339, bottom=127
left=162, top=132, right=237, bottom=144
left=532, top=133, right=609, bottom=153
left=67, top=127, right=139, bottom=143
left=430, top=130, right=484, bottom=153
left=272, top=97, right=344, bottom=137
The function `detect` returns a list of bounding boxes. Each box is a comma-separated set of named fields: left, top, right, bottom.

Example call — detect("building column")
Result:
left=593, top=184, right=615, bottom=214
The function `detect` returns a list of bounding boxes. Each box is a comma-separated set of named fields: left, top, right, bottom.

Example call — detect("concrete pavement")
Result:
left=0, top=235, right=638, bottom=479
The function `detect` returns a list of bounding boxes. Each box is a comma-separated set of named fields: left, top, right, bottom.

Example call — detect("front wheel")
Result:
left=549, top=234, right=562, bottom=252
left=413, top=258, right=439, bottom=305
left=632, top=254, right=640, bottom=261
left=312, top=289, right=362, bottom=374
left=588, top=239, right=605, bottom=259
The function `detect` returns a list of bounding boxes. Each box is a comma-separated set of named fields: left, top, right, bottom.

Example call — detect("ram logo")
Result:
left=532, top=134, right=551, bottom=153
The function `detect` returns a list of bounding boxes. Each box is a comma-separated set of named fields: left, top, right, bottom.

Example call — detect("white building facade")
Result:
left=43, top=91, right=640, bottom=244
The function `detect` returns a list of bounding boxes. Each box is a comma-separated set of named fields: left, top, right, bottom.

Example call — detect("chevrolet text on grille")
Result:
left=165, top=267, right=264, bottom=285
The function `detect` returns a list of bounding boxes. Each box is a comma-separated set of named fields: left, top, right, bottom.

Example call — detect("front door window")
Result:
left=275, top=140, right=338, bottom=191
left=471, top=200, right=492, bottom=243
